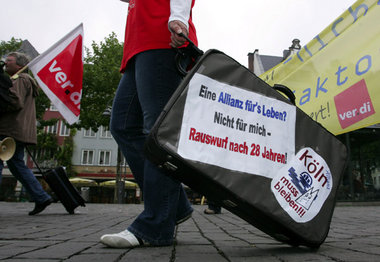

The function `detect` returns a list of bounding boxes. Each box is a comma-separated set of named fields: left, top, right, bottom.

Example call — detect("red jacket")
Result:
left=120, top=0, right=197, bottom=72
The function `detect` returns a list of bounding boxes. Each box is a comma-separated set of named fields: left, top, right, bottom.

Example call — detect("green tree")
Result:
left=0, top=37, right=22, bottom=57
left=35, top=90, right=51, bottom=123
left=73, top=32, right=123, bottom=131
left=2, top=34, right=123, bottom=175
left=56, top=129, right=76, bottom=176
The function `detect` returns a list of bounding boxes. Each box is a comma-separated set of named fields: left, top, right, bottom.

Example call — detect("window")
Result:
left=100, top=126, right=112, bottom=138
left=46, top=122, right=58, bottom=134
left=99, top=150, right=111, bottom=166
left=83, top=128, right=96, bottom=137
left=81, top=150, right=94, bottom=165
left=49, top=104, right=58, bottom=111
left=59, top=121, right=70, bottom=136
left=120, top=155, right=129, bottom=167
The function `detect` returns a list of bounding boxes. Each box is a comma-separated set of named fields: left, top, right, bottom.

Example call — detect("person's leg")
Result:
left=127, top=49, right=192, bottom=246
left=0, top=135, right=7, bottom=185
left=6, top=142, right=52, bottom=215
left=102, top=58, right=149, bottom=248
left=110, top=59, right=145, bottom=190
left=204, top=200, right=222, bottom=214
left=175, top=188, right=193, bottom=224
left=102, top=49, right=192, bottom=247
left=0, top=159, right=3, bottom=185
left=6, top=143, right=51, bottom=204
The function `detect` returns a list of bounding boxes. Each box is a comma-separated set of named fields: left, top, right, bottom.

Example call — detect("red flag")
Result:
left=28, top=24, right=84, bottom=125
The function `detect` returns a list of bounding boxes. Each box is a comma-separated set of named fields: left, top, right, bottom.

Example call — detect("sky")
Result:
left=1, top=0, right=357, bottom=67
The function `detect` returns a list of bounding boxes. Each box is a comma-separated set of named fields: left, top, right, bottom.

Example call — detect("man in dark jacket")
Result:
left=0, top=52, right=53, bottom=215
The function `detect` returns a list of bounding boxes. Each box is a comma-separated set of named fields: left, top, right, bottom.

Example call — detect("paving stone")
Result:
left=0, top=202, right=379, bottom=261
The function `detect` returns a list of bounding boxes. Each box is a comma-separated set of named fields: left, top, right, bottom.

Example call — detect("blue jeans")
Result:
left=0, top=136, right=51, bottom=204
left=110, top=49, right=193, bottom=246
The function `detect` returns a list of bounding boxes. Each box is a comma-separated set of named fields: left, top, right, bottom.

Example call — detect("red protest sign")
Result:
left=37, top=35, right=83, bottom=116
left=28, top=24, right=84, bottom=124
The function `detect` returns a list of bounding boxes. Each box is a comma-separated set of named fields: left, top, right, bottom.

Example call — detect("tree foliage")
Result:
left=1, top=34, right=124, bottom=130
left=35, top=90, right=52, bottom=123
left=0, top=37, right=22, bottom=57
left=1, top=33, right=123, bottom=174
left=30, top=128, right=76, bottom=176
left=56, top=129, right=76, bottom=176
left=73, top=32, right=123, bottom=131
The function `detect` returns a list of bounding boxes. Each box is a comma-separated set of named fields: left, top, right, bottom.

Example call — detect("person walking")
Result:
left=0, top=52, right=53, bottom=215
left=204, top=200, right=222, bottom=215
left=100, top=0, right=198, bottom=247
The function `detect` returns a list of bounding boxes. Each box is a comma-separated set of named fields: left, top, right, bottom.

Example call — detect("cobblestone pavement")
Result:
left=0, top=202, right=379, bottom=261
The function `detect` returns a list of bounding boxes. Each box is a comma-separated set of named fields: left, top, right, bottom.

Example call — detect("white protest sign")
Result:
left=271, top=147, right=333, bottom=223
left=177, top=73, right=296, bottom=179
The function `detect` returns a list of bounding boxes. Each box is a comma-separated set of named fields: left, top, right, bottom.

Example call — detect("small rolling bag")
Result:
left=144, top=46, right=348, bottom=247
left=26, top=147, right=85, bottom=214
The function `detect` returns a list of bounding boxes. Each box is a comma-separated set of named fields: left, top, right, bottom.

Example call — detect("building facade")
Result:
left=41, top=105, right=133, bottom=182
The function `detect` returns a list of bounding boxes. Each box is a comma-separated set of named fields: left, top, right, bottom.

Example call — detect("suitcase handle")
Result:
left=175, top=33, right=204, bottom=76
left=273, top=84, right=296, bottom=105
left=25, top=146, right=45, bottom=175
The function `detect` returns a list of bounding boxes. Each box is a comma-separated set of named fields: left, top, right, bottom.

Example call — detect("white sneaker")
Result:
left=100, top=229, right=144, bottom=248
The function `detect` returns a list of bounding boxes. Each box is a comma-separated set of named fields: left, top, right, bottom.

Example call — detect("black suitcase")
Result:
left=26, top=147, right=85, bottom=214
left=43, top=167, right=86, bottom=214
left=144, top=48, right=348, bottom=248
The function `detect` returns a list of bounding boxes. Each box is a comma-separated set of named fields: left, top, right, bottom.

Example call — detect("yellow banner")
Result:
left=261, top=0, right=380, bottom=135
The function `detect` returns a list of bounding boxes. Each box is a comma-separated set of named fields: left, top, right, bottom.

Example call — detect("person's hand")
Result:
left=169, top=20, right=188, bottom=48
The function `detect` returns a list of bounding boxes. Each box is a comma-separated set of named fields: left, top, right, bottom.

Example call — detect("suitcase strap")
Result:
left=175, top=33, right=204, bottom=76
left=25, top=146, right=45, bottom=176
left=273, top=84, right=296, bottom=105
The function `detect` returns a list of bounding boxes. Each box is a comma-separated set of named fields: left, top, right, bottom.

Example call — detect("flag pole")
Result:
left=11, top=65, right=29, bottom=80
